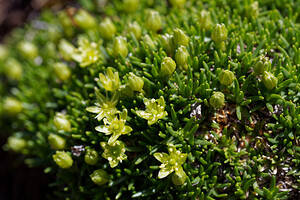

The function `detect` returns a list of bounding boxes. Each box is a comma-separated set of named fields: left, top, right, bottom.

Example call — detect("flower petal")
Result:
left=122, top=125, right=133, bottom=135
left=95, top=125, right=110, bottom=134
left=108, top=133, right=120, bottom=144
left=153, top=153, right=169, bottom=163
left=158, top=167, right=172, bottom=179
left=86, top=106, right=102, bottom=114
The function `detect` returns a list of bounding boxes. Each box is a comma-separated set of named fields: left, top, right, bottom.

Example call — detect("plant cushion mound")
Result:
left=1, top=0, right=300, bottom=199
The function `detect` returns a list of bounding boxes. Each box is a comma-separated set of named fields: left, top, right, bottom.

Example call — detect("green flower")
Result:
left=99, top=67, right=121, bottom=92
left=161, top=57, right=176, bottom=78
left=53, top=151, right=73, bottom=169
left=96, top=109, right=132, bottom=144
left=212, top=23, right=228, bottom=43
left=253, top=56, right=271, bottom=76
left=175, top=45, right=189, bottom=69
left=111, top=36, right=128, bottom=58
left=100, top=140, right=127, bottom=168
left=128, top=21, right=142, bottom=40
left=128, top=72, right=144, bottom=92
left=161, top=34, right=175, bottom=55
left=72, top=36, right=103, bottom=67
left=136, top=96, right=168, bottom=125
left=199, top=10, right=212, bottom=31
left=86, top=90, right=118, bottom=121
left=153, top=144, right=187, bottom=185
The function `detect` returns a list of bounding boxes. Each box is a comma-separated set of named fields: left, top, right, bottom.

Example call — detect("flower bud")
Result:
left=85, top=149, right=99, bottom=165
left=53, top=151, right=73, bottom=169
left=175, top=46, right=189, bottom=68
left=219, top=70, right=235, bottom=86
left=53, top=62, right=71, bottom=81
left=0, top=44, right=8, bottom=62
left=4, top=58, right=23, bottom=81
left=48, top=134, right=66, bottom=150
left=210, top=92, right=225, bottom=109
left=212, top=23, right=228, bottom=43
left=3, top=97, right=22, bottom=115
left=58, top=10, right=75, bottom=37
left=17, top=41, right=38, bottom=59
left=99, top=18, right=117, bottom=40
left=7, top=136, right=26, bottom=152
left=58, top=39, right=76, bottom=61
left=246, top=1, right=259, bottom=18
left=123, top=0, right=139, bottom=13
left=161, top=57, right=176, bottom=77
left=253, top=56, right=271, bottom=76
left=145, top=10, right=162, bottom=32
left=199, top=10, right=212, bottom=30
left=172, top=171, right=187, bottom=185
left=161, top=34, right=175, bottom=54
left=128, top=72, right=144, bottom=92
left=112, top=36, right=128, bottom=58
left=242, top=52, right=252, bottom=66
left=99, top=67, right=121, bottom=92
left=128, top=21, right=142, bottom=40
left=169, top=0, right=186, bottom=8
left=142, top=34, right=156, bottom=49
left=54, top=113, right=72, bottom=132
left=262, top=71, right=277, bottom=90
left=173, top=28, right=189, bottom=46
left=74, top=9, right=97, bottom=30
left=90, top=169, right=110, bottom=185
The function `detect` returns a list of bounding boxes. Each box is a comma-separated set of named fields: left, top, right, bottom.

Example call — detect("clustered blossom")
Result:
left=95, top=109, right=132, bottom=144
left=154, top=144, right=187, bottom=185
left=136, top=96, right=168, bottom=125
left=86, top=90, right=119, bottom=121
left=100, top=140, right=127, bottom=168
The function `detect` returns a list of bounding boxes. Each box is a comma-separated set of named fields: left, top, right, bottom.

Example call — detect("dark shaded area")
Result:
left=0, top=137, right=53, bottom=200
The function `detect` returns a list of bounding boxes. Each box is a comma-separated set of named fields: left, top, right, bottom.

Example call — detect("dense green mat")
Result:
left=1, top=0, right=300, bottom=199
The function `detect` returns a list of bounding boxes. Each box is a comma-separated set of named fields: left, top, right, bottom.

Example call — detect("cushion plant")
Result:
left=1, top=0, right=300, bottom=199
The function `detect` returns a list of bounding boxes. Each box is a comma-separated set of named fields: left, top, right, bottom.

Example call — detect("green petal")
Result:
left=136, top=110, right=150, bottom=119
left=86, top=106, right=102, bottom=114
left=108, top=133, right=120, bottom=144
left=178, top=153, right=187, bottom=164
left=120, top=109, right=128, bottom=121
left=158, top=167, right=172, bottom=179
left=95, top=111, right=105, bottom=121
left=122, top=125, right=132, bottom=135
left=95, top=90, right=106, bottom=105
left=153, top=153, right=169, bottom=163
left=95, top=125, right=110, bottom=134
left=109, top=159, right=119, bottom=168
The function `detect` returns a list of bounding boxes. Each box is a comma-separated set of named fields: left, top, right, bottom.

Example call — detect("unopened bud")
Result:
left=99, top=18, right=117, bottom=40
left=219, top=70, right=235, bottom=86
left=175, top=46, right=189, bottom=68
left=112, top=36, right=128, bottom=58
left=145, top=10, right=162, bottom=32
left=161, top=34, right=175, bottom=54
left=7, top=136, right=26, bottom=152
left=212, top=23, right=228, bottom=43
left=4, top=58, right=23, bottom=81
left=53, top=113, right=72, bottom=132
left=90, top=169, right=110, bottom=185
left=58, top=39, right=76, bottom=61
left=161, top=57, right=176, bottom=77
left=3, top=97, right=22, bottom=115
left=18, top=41, right=38, bottom=59
left=253, top=56, right=271, bottom=76
left=174, top=28, right=189, bottom=46
left=128, top=21, right=142, bottom=40
left=169, top=0, right=186, bottom=8
left=74, top=9, right=97, bottom=30
left=48, top=134, right=66, bottom=150
left=128, top=72, right=144, bottom=92
left=123, top=0, right=139, bottom=13
left=262, top=71, right=277, bottom=90
left=85, top=149, right=99, bottom=165
left=199, top=10, right=212, bottom=30
left=210, top=92, right=225, bottom=109
left=53, top=62, right=71, bottom=81
left=53, top=151, right=73, bottom=169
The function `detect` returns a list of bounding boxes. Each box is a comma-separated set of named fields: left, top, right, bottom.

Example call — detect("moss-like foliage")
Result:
left=1, top=0, right=300, bottom=199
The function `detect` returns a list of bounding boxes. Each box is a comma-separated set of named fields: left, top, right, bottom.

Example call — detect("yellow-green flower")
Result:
left=99, top=67, right=121, bottom=92
left=100, top=140, right=127, bottom=168
left=72, top=36, right=103, bottom=67
left=136, top=96, right=168, bottom=125
left=86, top=90, right=118, bottom=121
left=96, top=109, right=132, bottom=144
left=153, top=144, right=187, bottom=185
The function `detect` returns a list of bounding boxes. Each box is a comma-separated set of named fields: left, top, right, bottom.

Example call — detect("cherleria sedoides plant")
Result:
left=1, top=0, right=299, bottom=199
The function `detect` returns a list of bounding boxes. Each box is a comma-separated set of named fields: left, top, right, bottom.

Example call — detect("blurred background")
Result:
left=0, top=1, right=69, bottom=199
